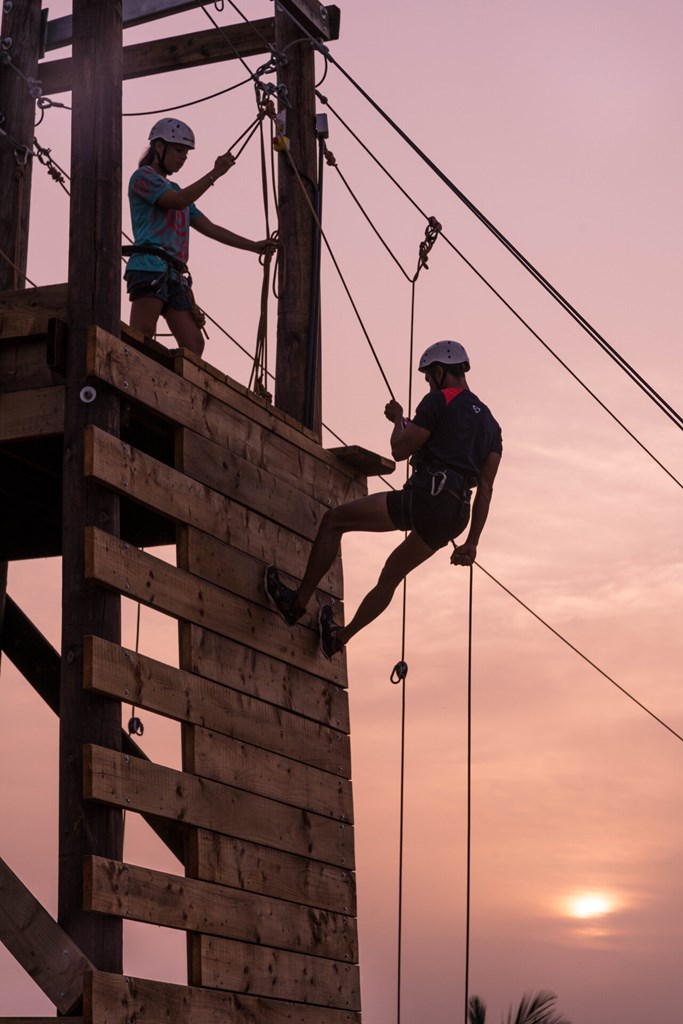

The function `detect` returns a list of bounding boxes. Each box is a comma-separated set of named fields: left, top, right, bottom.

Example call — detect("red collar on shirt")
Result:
left=441, top=387, right=464, bottom=405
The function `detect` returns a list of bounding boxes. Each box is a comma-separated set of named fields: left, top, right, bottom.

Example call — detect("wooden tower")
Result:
left=0, top=1, right=390, bottom=1019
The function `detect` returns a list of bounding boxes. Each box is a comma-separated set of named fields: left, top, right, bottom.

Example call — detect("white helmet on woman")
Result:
left=418, top=339, right=469, bottom=373
left=148, top=118, right=195, bottom=148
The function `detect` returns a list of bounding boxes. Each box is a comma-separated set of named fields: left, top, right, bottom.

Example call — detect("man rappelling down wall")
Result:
left=265, top=340, right=503, bottom=658
left=124, top=118, right=276, bottom=355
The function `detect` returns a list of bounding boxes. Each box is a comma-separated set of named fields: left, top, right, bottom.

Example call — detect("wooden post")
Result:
left=59, top=0, right=124, bottom=972
left=274, top=3, right=321, bottom=437
left=0, top=0, right=42, bottom=291
left=0, top=0, right=43, bottom=680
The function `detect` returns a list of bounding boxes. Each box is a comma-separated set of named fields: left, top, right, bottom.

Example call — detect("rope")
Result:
left=0, top=244, right=38, bottom=288
left=266, top=5, right=682, bottom=432
left=475, top=561, right=683, bottom=745
left=316, top=95, right=682, bottom=492
left=274, top=123, right=396, bottom=399
left=389, top=219, right=442, bottom=1024
left=464, top=565, right=474, bottom=1024
left=123, top=77, right=252, bottom=117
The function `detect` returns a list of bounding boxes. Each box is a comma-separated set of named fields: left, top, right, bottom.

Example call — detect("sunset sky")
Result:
left=1, top=1, right=682, bottom=1021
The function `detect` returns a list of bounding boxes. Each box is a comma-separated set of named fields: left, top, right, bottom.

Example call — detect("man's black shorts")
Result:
left=386, top=487, right=470, bottom=551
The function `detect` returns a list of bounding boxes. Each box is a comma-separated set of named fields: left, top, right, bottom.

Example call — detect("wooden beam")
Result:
left=46, top=0, right=212, bottom=50
left=39, top=19, right=275, bottom=96
left=0, top=387, right=64, bottom=442
left=84, top=745, right=354, bottom=868
left=85, top=636, right=350, bottom=776
left=0, top=284, right=67, bottom=339
left=278, top=0, right=338, bottom=40
left=84, top=526, right=345, bottom=683
left=84, top=971, right=361, bottom=1024
left=1, top=595, right=60, bottom=712
left=274, top=4, right=320, bottom=432
left=180, top=622, right=350, bottom=728
left=0, top=856, right=94, bottom=1014
left=192, top=933, right=360, bottom=1009
left=0, top=1020, right=82, bottom=1023
left=0, top=600, right=184, bottom=862
left=187, top=828, right=355, bottom=915
left=0, top=0, right=42, bottom=291
left=59, top=0, right=123, bottom=971
left=84, top=857, right=356, bottom=962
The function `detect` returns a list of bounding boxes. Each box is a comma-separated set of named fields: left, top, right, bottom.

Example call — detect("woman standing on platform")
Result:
left=124, top=118, right=275, bottom=356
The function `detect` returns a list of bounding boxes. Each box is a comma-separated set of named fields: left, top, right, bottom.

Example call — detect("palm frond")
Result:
left=503, top=990, right=571, bottom=1024
left=468, top=994, right=487, bottom=1024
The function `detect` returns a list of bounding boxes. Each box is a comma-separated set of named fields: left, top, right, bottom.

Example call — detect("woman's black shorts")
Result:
left=386, top=486, right=470, bottom=551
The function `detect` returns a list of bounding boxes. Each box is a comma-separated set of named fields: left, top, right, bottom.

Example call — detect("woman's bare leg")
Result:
left=165, top=307, right=205, bottom=356
left=130, top=296, right=164, bottom=338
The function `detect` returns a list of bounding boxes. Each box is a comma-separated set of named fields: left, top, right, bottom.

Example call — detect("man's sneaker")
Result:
left=264, top=565, right=304, bottom=626
left=318, top=604, right=344, bottom=660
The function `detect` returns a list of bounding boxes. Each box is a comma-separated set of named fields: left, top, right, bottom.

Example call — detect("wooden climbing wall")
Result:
left=0, top=311, right=369, bottom=1020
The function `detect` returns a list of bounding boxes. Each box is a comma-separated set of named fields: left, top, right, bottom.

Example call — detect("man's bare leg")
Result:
left=338, top=530, right=435, bottom=644
left=294, top=493, right=396, bottom=612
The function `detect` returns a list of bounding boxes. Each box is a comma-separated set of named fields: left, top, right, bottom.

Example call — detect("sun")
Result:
left=568, top=893, right=613, bottom=919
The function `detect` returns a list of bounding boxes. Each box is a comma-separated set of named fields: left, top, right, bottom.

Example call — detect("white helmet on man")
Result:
left=148, top=118, right=195, bottom=148
left=418, top=339, right=469, bottom=373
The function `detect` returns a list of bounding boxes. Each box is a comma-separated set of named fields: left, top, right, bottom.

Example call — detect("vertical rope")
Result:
left=464, top=564, right=474, bottom=1022
left=394, top=277, right=419, bottom=1024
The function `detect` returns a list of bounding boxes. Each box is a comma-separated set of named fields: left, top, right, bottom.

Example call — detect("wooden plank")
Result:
left=0, top=387, right=64, bottom=441
left=0, top=856, right=93, bottom=1014
left=46, top=0, right=216, bottom=49
left=174, top=358, right=365, bottom=491
left=187, top=829, right=356, bottom=916
left=172, top=347, right=320, bottom=442
left=84, top=746, right=354, bottom=869
left=84, top=857, right=356, bottom=962
left=176, top=426, right=361, bottom=545
left=328, top=444, right=395, bottom=478
left=0, top=284, right=67, bottom=338
left=85, top=636, right=350, bottom=775
left=0, top=1020, right=81, bottom=1023
left=85, top=971, right=361, bottom=1024
left=180, top=621, right=349, bottom=725
left=178, top=524, right=340, bottom=615
left=88, top=326, right=365, bottom=484
left=192, top=933, right=360, bottom=1009
left=85, top=427, right=341, bottom=579
left=84, top=527, right=345, bottom=684
left=0, top=338, right=55, bottom=392
left=40, top=20, right=277, bottom=96
left=185, top=725, right=353, bottom=821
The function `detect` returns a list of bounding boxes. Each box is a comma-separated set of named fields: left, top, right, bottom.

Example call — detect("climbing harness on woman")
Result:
left=123, top=117, right=277, bottom=356
left=264, top=339, right=503, bottom=658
